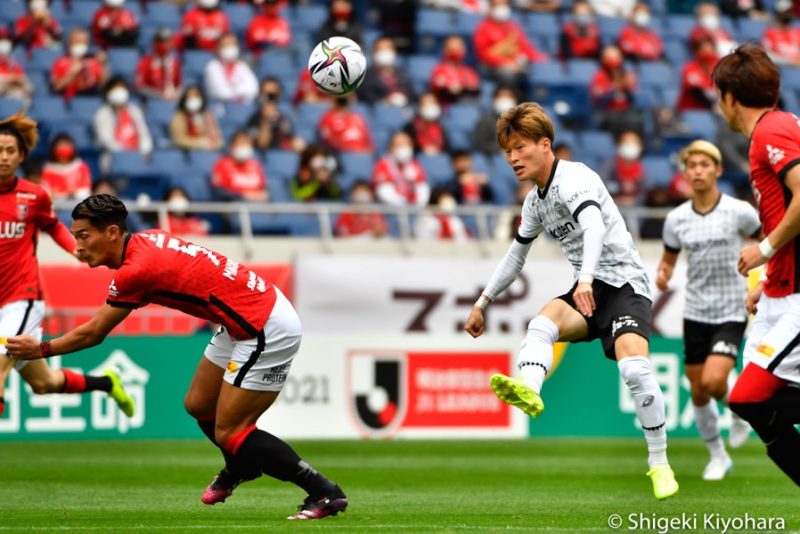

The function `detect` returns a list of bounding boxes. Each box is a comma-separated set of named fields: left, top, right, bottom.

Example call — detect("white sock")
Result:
left=694, top=400, right=726, bottom=457
left=517, top=315, right=558, bottom=394
left=618, top=356, right=669, bottom=468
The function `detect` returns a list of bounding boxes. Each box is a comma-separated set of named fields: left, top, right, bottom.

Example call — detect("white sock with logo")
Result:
left=618, top=356, right=668, bottom=468
left=694, top=400, right=726, bottom=457
left=517, top=315, right=558, bottom=394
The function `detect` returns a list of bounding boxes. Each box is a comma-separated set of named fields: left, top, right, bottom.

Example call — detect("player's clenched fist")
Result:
left=464, top=307, right=485, bottom=338
left=4, top=335, right=42, bottom=360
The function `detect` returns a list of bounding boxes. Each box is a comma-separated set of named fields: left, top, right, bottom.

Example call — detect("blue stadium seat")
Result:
left=151, top=149, right=188, bottom=178
left=146, top=100, right=178, bottom=129
left=171, top=174, right=213, bottom=202
left=188, top=150, right=222, bottom=175
left=223, top=3, right=254, bottom=35
left=30, top=48, right=63, bottom=74
left=442, top=103, right=481, bottom=152
left=531, top=61, right=567, bottom=85
left=416, top=9, right=457, bottom=38
left=554, top=129, right=578, bottom=151
left=781, top=66, right=800, bottom=90
left=256, top=50, right=298, bottom=80
left=471, top=153, right=490, bottom=175
left=641, top=156, right=674, bottom=188
left=579, top=131, right=615, bottom=160
left=339, top=152, right=374, bottom=185
left=264, top=150, right=300, bottom=179
left=184, top=50, right=215, bottom=82
left=233, top=213, right=292, bottom=236
left=637, top=62, right=674, bottom=88
left=0, top=2, right=25, bottom=25
left=47, top=123, right=92, bottom=150
left=418, top=153, right=453, bottom=186
left=120, top=175, right=169, bottom=201
left=489, top=180, right=515, bottom=206
left=30, top=96, right=70, bottom=123
left=267, top=175, right=292, bottom=202
left=526, top=13, right=560, bottom=38
left=107, top=49, right=141, bottom=84
left=110, top=150, right=150, bottom=177
left=0, top=97, right=25, bottom=118
left=220, top=102, right=254, bottom=128
left=664, top=15, right=695, bottom=40
left=68, top=1, right=103, bottom=26
left=681, top=110, right=716, bottom=138
left=290, top=5, right=328, bottom=34
left=142, top=2, right=182, bottom=27
left=406, top=55, right=439, bottom=95
left=566, top=59, right=597, bottom=84
left=297, top=102, right=329, bottom=127
left=662, top=36, right=689, bottom=67
left=736, top=18, right=767, bottom=42
left=456, top=12, right=483, bottom=35
left=372, top=104, right=409, bottom=131
left=69, top=96, right=103, bottom=123
left=597, top=17, right=627, bottom=43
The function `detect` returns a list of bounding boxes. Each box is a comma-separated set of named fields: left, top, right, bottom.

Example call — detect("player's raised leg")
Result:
left=615, top=333, right=678, bottom=500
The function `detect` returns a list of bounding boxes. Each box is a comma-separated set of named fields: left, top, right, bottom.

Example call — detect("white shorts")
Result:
left=743, top=293, right=800, bottom=385
left=204, top=288, right=301, bottom=392
left=0, top=299, right=44, bottom=371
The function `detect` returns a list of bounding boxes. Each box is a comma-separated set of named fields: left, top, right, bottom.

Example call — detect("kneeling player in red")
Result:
left=6, top=195, right=347, bottom=520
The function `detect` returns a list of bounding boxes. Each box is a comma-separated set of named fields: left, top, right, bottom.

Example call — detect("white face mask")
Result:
left=439, top=197, right=457, bottom=213
left=70, top=42, right=89, bottom=59
left=0, top=40, right=12, bottom=57
left=574, top=12, right=593, bottom=26
left=419, top=104, right=441, bottom=121
left=107, top=87, right=129, bottom=106
left=232, top=145, right=253, bottom=162
left=351, top=192, right=372, bottom=203
left=198, top=0, right=218, bottom=8
left=392, top=145, right=413, bottom=164
left=185, top=96, right=203, bottom=113
left=30, top=0, right=48, bottom=12
left=699, top=14, right=720, bottom=31
left=105, top=0, right=125, bottom=7
left=387, top=92, right=408, bottom=108
left=490, top=4, right=511, bottom=22
left=219, top=45, right=239, bottom=62
left=618, top=142, right=642, bottom=161
left=494, top=98, right=516, bottom=115
left=167, top=197, right=189, bottom=215
left=632, top=11, right=650, bottom=28
left=373, top=49, right=396, bottom=67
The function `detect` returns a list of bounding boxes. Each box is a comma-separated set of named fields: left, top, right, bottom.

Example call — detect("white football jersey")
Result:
left=663, top=194, right=761, bottom=323
left=518, top=159, right=651, bottom=299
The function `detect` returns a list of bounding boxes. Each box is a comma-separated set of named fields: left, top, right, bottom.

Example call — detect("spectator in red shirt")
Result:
left=91, top=0, right=140, bottom=49
left=372, top=130, right=429, bottom=207
left=600, top=129, right=646, bottom=206
left=246, top=0, right=291, bottom=54
left=211, top=130, right=269, bottom=201
left=403, top=92, right=449, bottom=155
left=560, top=1, right=601, bottom=60
left=50, top=29, right=109, bottom=100
left=335, top=180, right=389, bottom=239
left=41, top=133, right=92, bottom=201
left=160, top=187, right=210, bottom=237
left=763, top=0, right=800, bottom=66
left=430, top=35, right=481, bottom=107
left=318, top=95, right=374, bottom=153
left=591, top=44, right=642, bottom=135
left=690, top=3, right=736, bottom=57
left=359, top=36, right=415, bottom=107
left=135, top=28, right=182, bottom=101
left=181, top=0, right=230, bottom=51
left=518, top=0, right=562, bottom=12
left=677, top=36, right=719, bottom=112
left=318, top=0, right=363, bottom=44
left=292, top=68, right=333, bottom=105
left=474, top=0, right=547, bottom=94
left=721, top=0, right=765, bottom=20
left=14, top=0, right=62, bottom=51
left=0, top=30, right=32, bottom=104
left=414, top=188, right=471, bottom=241
left=449, top=150, right=493, bottom=205
left=619, top=3, right=664, bottom=62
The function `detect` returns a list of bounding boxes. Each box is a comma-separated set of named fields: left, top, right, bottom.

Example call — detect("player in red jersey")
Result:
left=0, top=112, right=134, bottom=419
left=6, top=195, right=348, bottom=520
left=712, top=43, right=800, bottom=485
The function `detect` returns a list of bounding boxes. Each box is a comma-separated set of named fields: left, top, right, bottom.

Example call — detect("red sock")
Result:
left=62, top=369, right=87, bottom=393
left=223, top=424, right=257, bottom=456
left=0, top=398, right=5, bottom=417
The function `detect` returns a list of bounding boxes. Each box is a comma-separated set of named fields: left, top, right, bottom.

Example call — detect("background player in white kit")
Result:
left=656, top=140, right=761, bottom=480
left=464, top=103, right=679, bottom=500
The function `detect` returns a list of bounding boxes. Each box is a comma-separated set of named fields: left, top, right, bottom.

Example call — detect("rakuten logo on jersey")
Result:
left=0, top=221, right=25, bottom=239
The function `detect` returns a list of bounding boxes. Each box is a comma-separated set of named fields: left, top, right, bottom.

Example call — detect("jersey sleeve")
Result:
left=662, top=211, right=681, bottom=252
left=734, top=200, right=761, bottom=238
left=754, top=114, right=800, bottom=181
left=558, top=169, right=602, bottom=222
left=34, top=188, right=59, bottom=230
left=514, top=194, right=543, bottom=244
left=107, top=265, right=150, bottom=308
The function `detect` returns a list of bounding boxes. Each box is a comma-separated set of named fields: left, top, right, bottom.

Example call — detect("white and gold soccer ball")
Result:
left=307, top=36, right=367, bottom=96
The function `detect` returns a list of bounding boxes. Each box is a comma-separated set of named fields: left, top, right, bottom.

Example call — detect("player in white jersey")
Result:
left=656, top=140, right=761, bottom=480
left=464, top=103, right=679, bottom=500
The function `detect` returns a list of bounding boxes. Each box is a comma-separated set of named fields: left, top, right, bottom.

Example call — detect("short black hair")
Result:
left=72, top=194, right=128, bottom=232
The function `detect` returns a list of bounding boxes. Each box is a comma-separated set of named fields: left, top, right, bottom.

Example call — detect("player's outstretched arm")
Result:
left=656, top=250, right=678, bottom=291
left=45, top=221, right=79, bottom=258
left=5, top=304, right=131, bottom=360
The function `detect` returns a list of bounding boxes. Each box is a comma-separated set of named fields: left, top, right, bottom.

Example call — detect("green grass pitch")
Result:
left=0, top=438, right=797, bottom=533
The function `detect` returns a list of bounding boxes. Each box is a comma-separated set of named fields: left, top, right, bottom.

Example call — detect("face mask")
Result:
left=332, top=5, right=352, bottom=19
left=351, top=192, right=372, bottom=203
left=219, top=45, right=239, bottom=62
left=419, top=104, right=441, bottom=121
left=392, top=146, right=413, bottom=164
left=70, top=43, right=88, bottom=58
left=618, top=142, right=641, bottom=161
left=154, top=42, right=172, bottom=56
left=494, top=98, right=516, bottom=115
left=0, top=40, right=12, bottom=57
left=574, top=13, right=593, bottom=27
left=185, top=96, right=203, bottom=112
left=105, top=0, right=125, bottom=7
left=602, top=56, right=622, bottom=69
left=107, top=87, right=129, bottom=106
left=387, top=92, right=408, bottom=107
left=490, top=4, right=511, bottom=22
left=262, top=91, right=280, bottom=102
left=438, top=197, right=457, bottom=213
left=445, top=49, right=465, bottom=62
left=30, top=0, right=48, bottom=12
left=373, top=49, right=396, bottom=67
left=168, top=196, right=190, bottom=214
left=632, top=11, right=650, bottom=28
left=198, top=0, right=218, bottom=9
left=309, top=155, right=327, bottom=171
left=54, top=145, right=75, bottom=161
left=698, top=49, right=717, bottom=62
left=699, top=14, right=719, bottom=31
left=232, top=145, right=253, bottom=162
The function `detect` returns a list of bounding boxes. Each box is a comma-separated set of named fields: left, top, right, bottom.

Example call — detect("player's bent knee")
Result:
left=700, top=375, right=727, bottom=399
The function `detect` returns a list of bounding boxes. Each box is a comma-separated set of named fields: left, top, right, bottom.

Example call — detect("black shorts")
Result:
left=556, top=279, right=651, bottom=360
left=683, top=319, right=746, bottom=365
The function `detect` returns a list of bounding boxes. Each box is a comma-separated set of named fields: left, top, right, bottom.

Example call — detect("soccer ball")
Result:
left=307, top=36, right=367, bottom=96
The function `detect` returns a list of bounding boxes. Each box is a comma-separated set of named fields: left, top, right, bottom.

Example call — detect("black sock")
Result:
left=196, top=418, right=235, bottom=466
left=766, top=427, right=800, bottom=486
left=84, top=376, right=112, bottom=393
left=231, top=429, right=337, bottom=497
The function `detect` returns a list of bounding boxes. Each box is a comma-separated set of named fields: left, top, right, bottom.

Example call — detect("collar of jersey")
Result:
left=691, top=191, right=722, bottom=216
left=0, top=177, right=18, bottom=194
left=537, top=158, right=560, bottom=199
